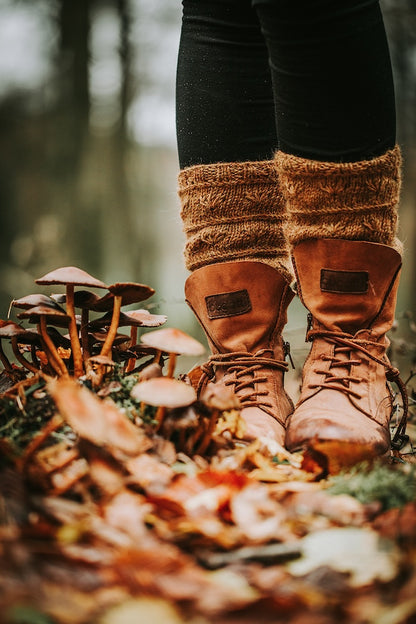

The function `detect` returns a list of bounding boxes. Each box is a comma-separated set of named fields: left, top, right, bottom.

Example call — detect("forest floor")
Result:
left=0, top=364, right=415, bottom=624
left=0, top=263, right=415, bottom=624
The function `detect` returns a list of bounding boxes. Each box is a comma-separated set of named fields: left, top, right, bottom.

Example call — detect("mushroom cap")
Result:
left=50, top=293, right=67, bottom=304
left=89, top=309, right=167, bottom=329
left=87, top=354, right=116, bottom=367
left=89, top=331, right=130, bottom=345
left=123, top=309, right=167, bottom=327
left=17, top=305, right=70, bottom=327
left=138, top=362, right=163, bottom=382
left=35, top=267, right=107, bottom=289
left=0, top=320, right=36, bottom=340
left=92, top=282, right=155, bottom=311
left=11, top=294, right=65, bottom=312
left=125, top=344, right=160, bottom=357
left=131, top=377, right=197, bottom=408
left=53, top=290, right=101, bottom=310
left=141, top=327, right=205, bottom=356
left=44, top=327, right=71, bottom=348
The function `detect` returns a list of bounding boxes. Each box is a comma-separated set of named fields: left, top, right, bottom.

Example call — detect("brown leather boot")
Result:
left=185, top=260, right=294, bottom=444
left=285, top=238, right=408, bottom=458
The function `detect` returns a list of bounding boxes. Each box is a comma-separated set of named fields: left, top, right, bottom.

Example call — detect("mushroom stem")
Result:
left=166, top=353, right=177, bottom=379
left=155, top=405, right=167, bottom=431
left=129, top=325, right=138, bottom=348
left=38, top=318, right=68, bottom=377
left=125, top=325, right=138, bottom=373
left=31, top=343, right=40, bottom=368
left=80, top=308, right=91, bottom=361
left=10, top=337, right=39, bottom=374
left=66, top=284, right=83, bottom=377
left=100, top=295, right=122, bottom=358
left=0, top=341, right=13, bottom=373
left=195, top=408, right=219, bottom=455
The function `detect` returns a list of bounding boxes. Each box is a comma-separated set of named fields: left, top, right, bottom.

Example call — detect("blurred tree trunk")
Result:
left=382, top=0, right=416, bottom=315
left=58, top=0, right=91, bottom=170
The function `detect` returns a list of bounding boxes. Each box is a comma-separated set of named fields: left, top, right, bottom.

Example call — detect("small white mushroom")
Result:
left=141, top=328, right=205, bottom=378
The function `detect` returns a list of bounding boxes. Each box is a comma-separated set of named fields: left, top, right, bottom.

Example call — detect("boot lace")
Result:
left=307, top=328, right=409, bottom=450
left=199, top=348, right=288, bottom=422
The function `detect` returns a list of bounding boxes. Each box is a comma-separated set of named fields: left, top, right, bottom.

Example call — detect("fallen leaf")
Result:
left=98, top=597, right=186, bottom=624
left=307, top=439, right=382, bottom=474
left=126, top=453, right=174, bottom=493
left=230, top=483, right=289, bottom=543
left=286, top=490, right=367, bottom=526
left=287, top=527, right=400, bottom=586
left=48, top=378, right=152, bottom=458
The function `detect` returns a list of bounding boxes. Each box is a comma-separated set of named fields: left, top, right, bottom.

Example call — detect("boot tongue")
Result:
left=185, top=261, right=293, bottom=353
left=293, top=239, right=401, bottom=335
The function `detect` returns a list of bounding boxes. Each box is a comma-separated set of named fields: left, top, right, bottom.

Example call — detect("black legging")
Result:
left=176, top=0, right=396, bottom=168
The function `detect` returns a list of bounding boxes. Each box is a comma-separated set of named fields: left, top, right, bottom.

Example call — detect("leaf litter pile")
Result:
left=0, top=267, right=415, bottom=624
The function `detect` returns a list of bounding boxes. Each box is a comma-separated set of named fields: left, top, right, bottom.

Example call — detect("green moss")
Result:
left=6, top=605, right=54, bottom=624
left=102, top=366, right=157, bottom=424
left=0, top=380, right=57, bottom=452
left=327, top=461, right=416, bottom=511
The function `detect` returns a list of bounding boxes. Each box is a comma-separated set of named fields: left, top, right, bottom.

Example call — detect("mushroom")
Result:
left=93, top=283, right=155, bottom=313
left=131, top=377, right=197, bottom=429
left=35, top=267, right=107, bottom=377
left=9, top=293, right=66, bottom=315
left=17, top=305, right=71, bottom=377
left=97, top=282, right=155, bottom=359
left=0, top=320, right=16, bottom=373
left=0, top=321, right=40, bottom=374
left=52, top=291, right=103, bottom=361
left=140, top=327, right=205, bottom=378
left=89, top=330, right=130, bottom=348
left=196, top=383, right=241, bottom=455
left=120, top=309, right=167, bottom=372
left=85, top=354, right=116, bottom=389
left=73, top=291, right=103, bottom=362
left=138, top=362, right=163, bottom=381
left=89, top=309, right=166, bottom=331
left=103, top=309, right=166, bottom=373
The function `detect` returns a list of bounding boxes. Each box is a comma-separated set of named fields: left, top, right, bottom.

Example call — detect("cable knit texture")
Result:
left=178, top=160, right=293, bottom=282
left=275, top=145, right=403, bottom=254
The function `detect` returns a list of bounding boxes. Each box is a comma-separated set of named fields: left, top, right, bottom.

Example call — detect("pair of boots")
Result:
left=179, top=148, right=408, bottom=457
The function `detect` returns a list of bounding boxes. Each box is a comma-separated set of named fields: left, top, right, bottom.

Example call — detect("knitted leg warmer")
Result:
left=178, top=160, right=293, bottom=282
left=275, top=145, right=402, bottom=252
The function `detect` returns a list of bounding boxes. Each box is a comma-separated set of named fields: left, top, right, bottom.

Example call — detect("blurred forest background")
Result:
left=0, top=0, right=415, bottom=357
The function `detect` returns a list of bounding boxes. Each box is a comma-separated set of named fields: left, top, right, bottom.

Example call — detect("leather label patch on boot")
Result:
left=320, top=269, right=369, bottom=294
left=205, top=290, right=252, bottom=319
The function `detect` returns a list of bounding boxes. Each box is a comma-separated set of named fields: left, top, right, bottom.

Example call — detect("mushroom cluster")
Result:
left=0, top=266, right=250, bottom=455
left=0, top=266, right=198, bottom=386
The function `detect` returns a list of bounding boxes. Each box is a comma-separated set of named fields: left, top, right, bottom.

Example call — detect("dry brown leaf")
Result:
left=48, top=377, right=152, bottom=458
left=103, top=490, right=153, bottom=540
left=231, top=483, right=293, bottom=543
left=34, top=442, right=79, bottom=474
left=89, top=456, right=126, bottom=497
left=147, top=471, right=249, bottom=518
left=306, top=439, right=382, bottom=474
left=50, top=457, right=89, bottom=494
left=126, top=453, right=174, bottom=492
left=286, top=490, right=367, bottom=526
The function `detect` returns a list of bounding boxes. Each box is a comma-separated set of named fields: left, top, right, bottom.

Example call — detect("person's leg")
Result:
left=176, top=0, right=294, bottom=443
left=253, top=0, right=396, bottom=162
left=254, top=0, right=406, bottom=457
left=177, top=0, right=291, bottom=277
left=176, top=0, right=276, bottom=168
